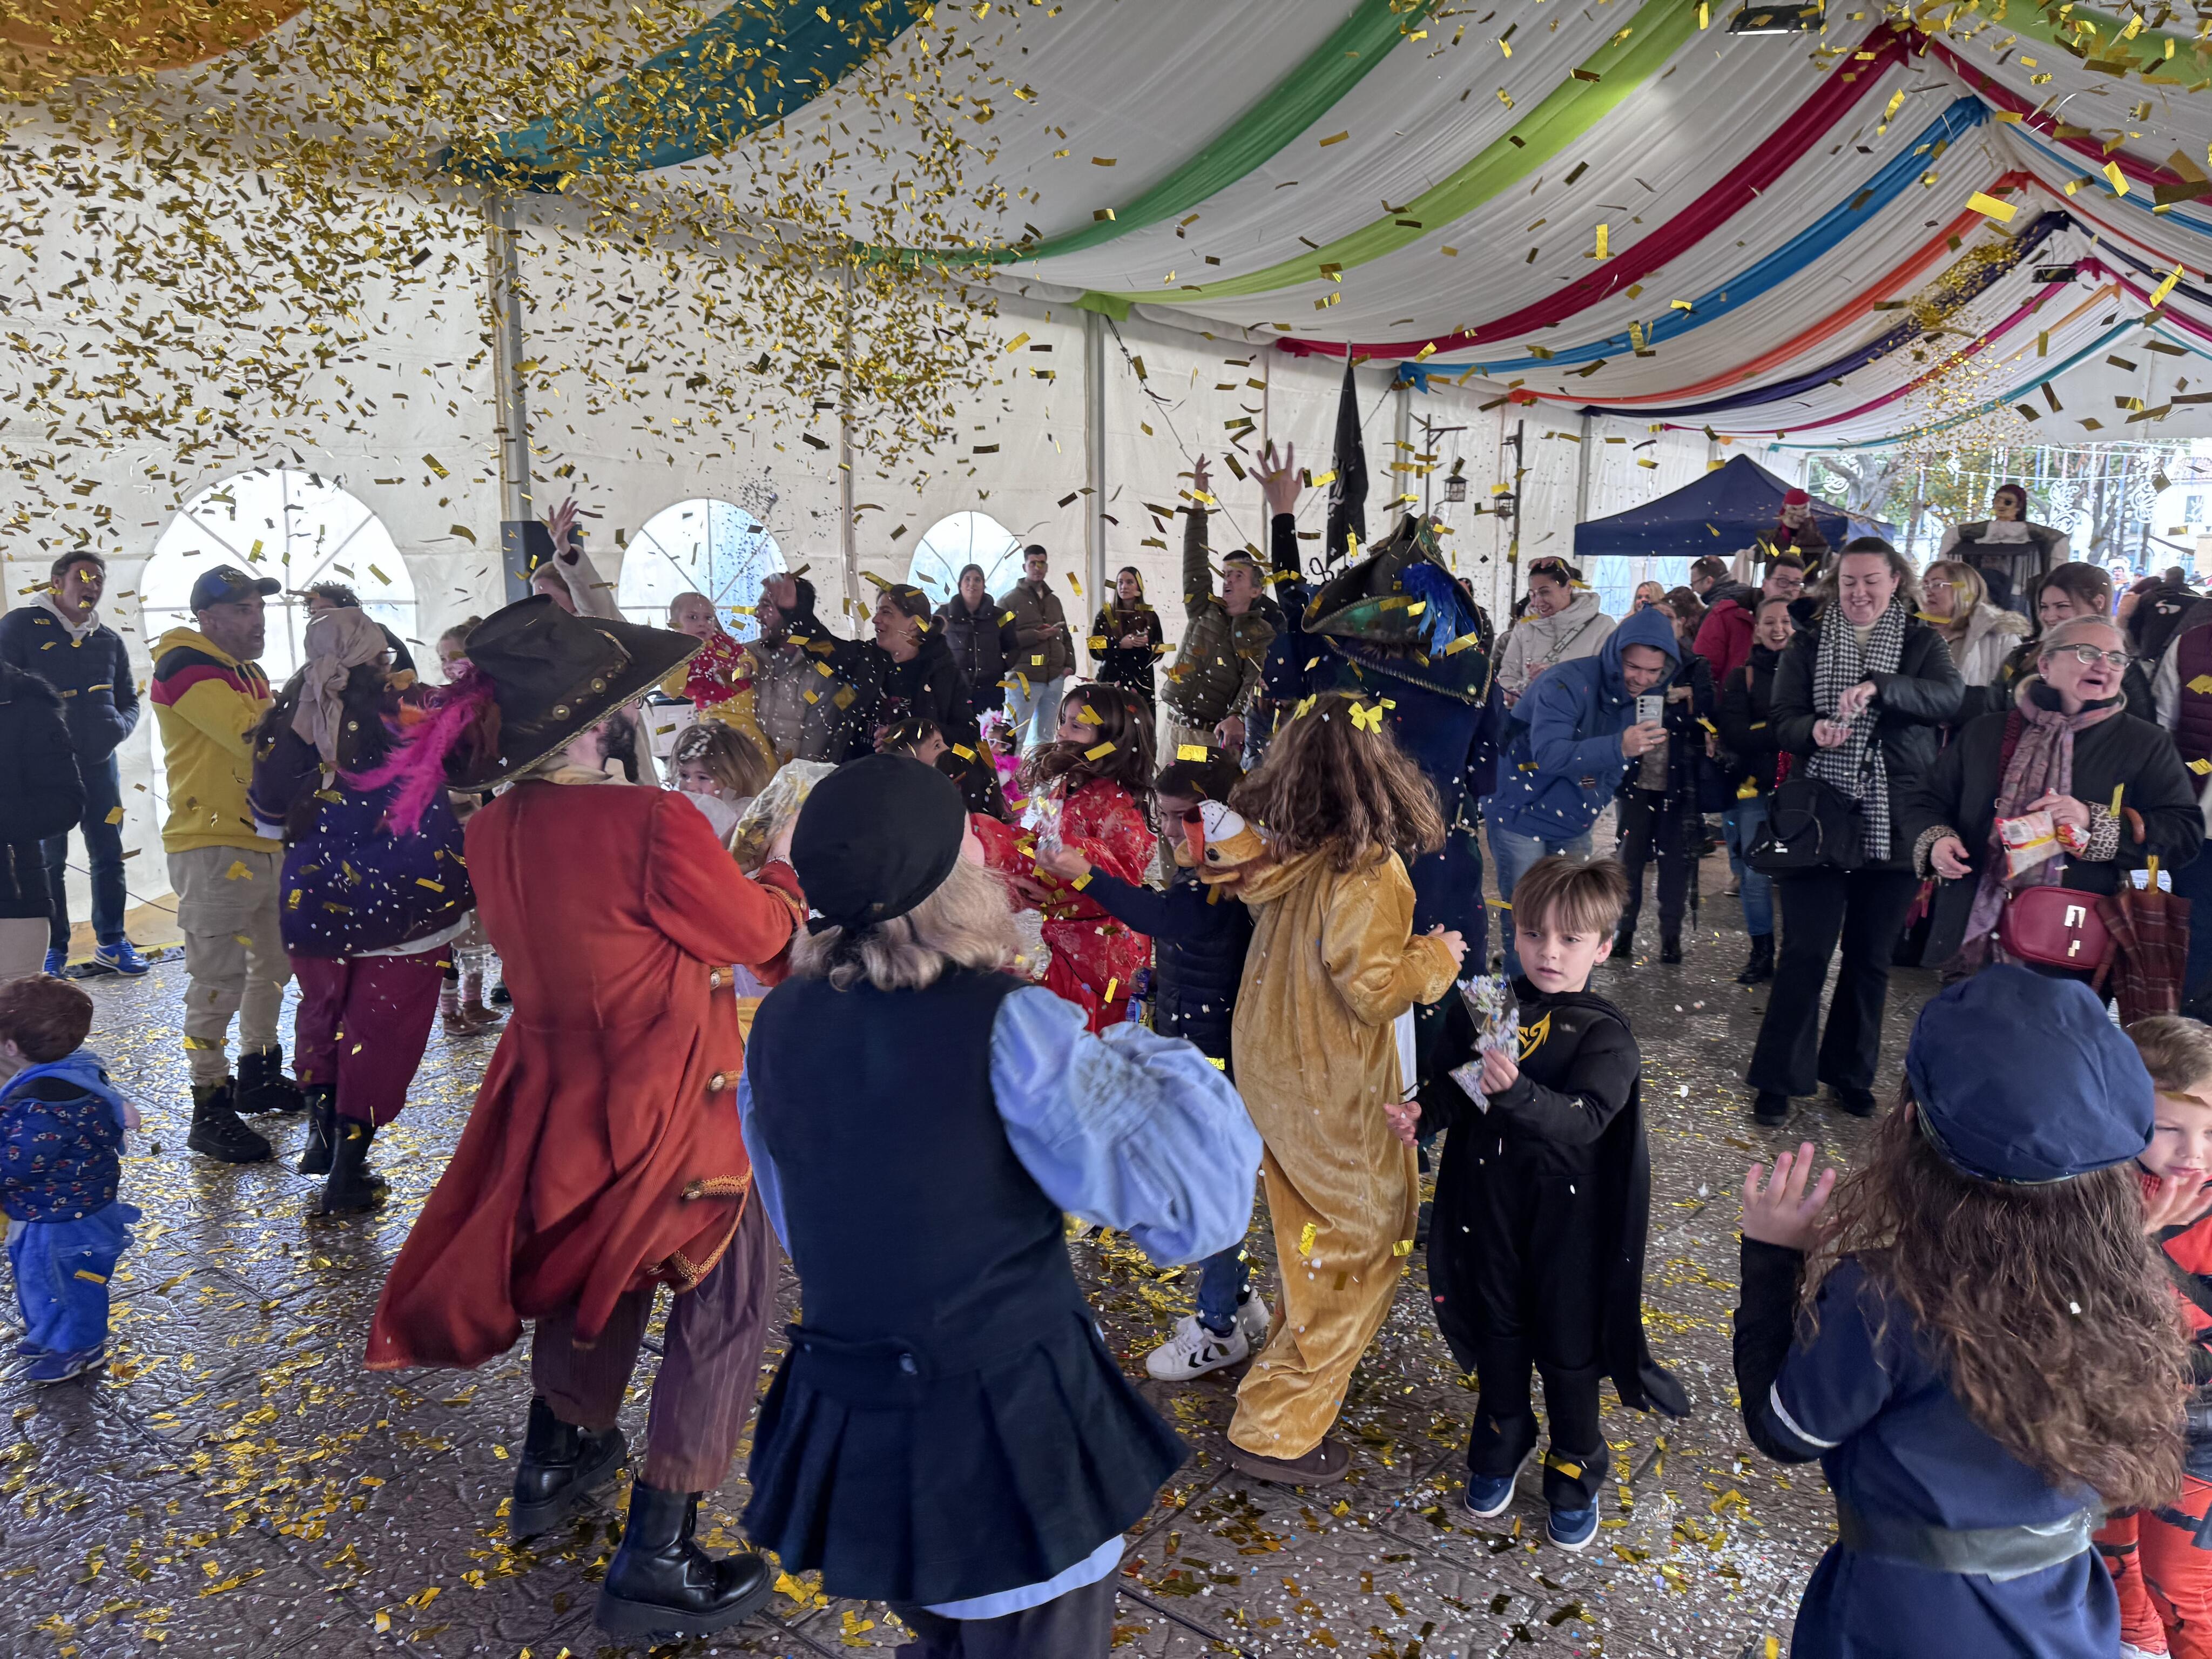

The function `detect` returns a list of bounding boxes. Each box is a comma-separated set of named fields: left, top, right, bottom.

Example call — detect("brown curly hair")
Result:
left=1802, top=1099, right=2188, bottom=1510
left=1228, top=693, right=1444, bottom=871
left=1020, top=682, right=1156, bottom=811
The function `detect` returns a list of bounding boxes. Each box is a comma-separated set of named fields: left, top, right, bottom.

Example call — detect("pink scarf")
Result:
left=1962, top=676, right=2123, bottom=953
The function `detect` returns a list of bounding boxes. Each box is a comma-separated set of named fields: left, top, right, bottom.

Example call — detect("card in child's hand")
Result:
left=1448, top=975, right=1519, bottom=1112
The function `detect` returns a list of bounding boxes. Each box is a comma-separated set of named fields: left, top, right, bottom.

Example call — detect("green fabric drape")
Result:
left=444, top=0, right=922, bottom=190
left=872, top=0, right=1438, bottom=268
left=1092, top=0, right=1702, bottom=306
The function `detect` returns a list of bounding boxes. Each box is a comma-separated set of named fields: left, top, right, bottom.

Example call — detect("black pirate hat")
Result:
left=447, top=596, right=699, bottom=788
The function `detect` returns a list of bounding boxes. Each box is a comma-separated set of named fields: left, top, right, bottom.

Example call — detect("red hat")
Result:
left=1782, top=488, right=1810, bottom=507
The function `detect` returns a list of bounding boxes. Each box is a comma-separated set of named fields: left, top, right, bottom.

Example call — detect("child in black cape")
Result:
left=1400, top=853, right=1687, bottom=1549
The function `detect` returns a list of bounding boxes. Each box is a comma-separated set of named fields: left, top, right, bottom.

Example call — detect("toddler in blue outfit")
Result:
left=0, top=974, right=139, bottom=1383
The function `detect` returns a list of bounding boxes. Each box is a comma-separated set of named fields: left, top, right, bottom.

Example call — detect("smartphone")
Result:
left=1636, top=693, right=1663, bottom=727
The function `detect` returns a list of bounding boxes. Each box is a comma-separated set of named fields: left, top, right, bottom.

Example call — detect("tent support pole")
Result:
left=839, top=256, right=860, bottom=618
left=1084, top=308, right=1107, bottom=609
left=1393, top=372, right=1413, bottom=526
left=1575, top=410, right=1595, bottom=523
left=1259, top=348, right=1271, bottom=548
left=485, top=194, right=534, bottom=605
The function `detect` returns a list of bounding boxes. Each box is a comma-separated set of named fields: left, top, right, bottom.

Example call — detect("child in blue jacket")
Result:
left=1037, top=752, right=1270, bottom=1381
left=0, top=974, right=139, bottom=1383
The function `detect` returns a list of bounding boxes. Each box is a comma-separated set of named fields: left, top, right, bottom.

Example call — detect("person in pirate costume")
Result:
left=366, top=596, right=806, bottom=1641
left=1405, top=854, right=1687, bottom=1550
left=1937, top=481, right=2071, bottom=616
left=1251, top=441, right=1499, bottom=974
left=737, top=754, right=1259, bottom=1657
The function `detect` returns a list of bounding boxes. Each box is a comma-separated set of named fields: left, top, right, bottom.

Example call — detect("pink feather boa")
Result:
left=341, top=667, right=501, bottom=837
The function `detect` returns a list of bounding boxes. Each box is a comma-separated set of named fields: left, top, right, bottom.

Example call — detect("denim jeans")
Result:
left=1723, top=795, right=1775, bottom=939
left=1489, top=823, right=1595, bottom=977
left=1002, top=673, right=1067, bottom=751
left=42, top=750, right=126, bottom=950
left=1194, top=1243, right=1251, bottom=1336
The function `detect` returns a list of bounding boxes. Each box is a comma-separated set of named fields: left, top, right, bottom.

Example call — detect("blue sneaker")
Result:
left=1460, top=1446, right=1534, bottom=1520
left=23, top=1346, right=104, bottom=1384
left=1546, top=1495, right=1601, bottom=1552
left=93, top=941, right=151, bottom=977
left=41, top=948, right=64, bottom=976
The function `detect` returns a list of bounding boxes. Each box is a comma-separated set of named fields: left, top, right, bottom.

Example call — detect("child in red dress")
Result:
left=987, top=684, right=1157, bottom=1030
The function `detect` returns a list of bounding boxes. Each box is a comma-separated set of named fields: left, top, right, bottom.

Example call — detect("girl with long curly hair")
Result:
left=1736, top=966, right=2190, bottom=1659
left=1217, top=693, right=1468, bottom=1485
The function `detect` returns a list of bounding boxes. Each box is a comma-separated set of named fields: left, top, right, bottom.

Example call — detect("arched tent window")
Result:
left=907, top=512, right=1026, bottom=608
left=143, top=470, right=417, bottom=687
left=618, top=498, right=784, bottom=638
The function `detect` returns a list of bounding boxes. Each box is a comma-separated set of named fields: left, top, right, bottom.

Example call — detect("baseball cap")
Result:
left=190, top=565, right=282, bottom=610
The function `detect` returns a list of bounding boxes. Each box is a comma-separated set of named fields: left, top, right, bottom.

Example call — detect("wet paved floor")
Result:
left=1, top=842, right=1934, bottom=1658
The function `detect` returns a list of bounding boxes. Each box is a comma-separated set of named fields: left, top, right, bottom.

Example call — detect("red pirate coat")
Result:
left=366, top=777, right=801, bottom=1371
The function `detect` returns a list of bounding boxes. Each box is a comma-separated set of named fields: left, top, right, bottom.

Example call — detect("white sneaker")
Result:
left=2120, top=1646, right=2169, bottom=1658
left=1144, top=1315, right=1250, bottom=1381
left=1234, top=1292, right=1271, bottom=1352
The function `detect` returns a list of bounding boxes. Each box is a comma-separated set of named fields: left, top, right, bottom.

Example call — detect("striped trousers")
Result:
left=529, top=1195, right=780, bottom=1493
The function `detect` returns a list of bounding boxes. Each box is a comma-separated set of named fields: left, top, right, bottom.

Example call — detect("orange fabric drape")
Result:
left=0, top=0, right=304, bottom=92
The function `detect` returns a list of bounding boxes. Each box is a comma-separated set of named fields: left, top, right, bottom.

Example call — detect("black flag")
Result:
left=1324, top=358, right=1368, bottom=568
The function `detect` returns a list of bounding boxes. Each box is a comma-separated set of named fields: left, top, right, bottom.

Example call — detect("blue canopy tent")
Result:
left=1572, top=455, right=1887, bottom=618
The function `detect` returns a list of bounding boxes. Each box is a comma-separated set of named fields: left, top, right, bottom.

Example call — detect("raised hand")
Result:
left=1256, top=440, right=1300, bottom=517
left=1741, top=1141, right=1838, bottom=1252
left=545, top=497, right=582, bottom=562
left=1190, top=454, right=1212, bottom=501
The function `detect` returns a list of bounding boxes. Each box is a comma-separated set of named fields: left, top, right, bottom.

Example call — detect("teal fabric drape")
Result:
left=444, top=0, right=923, bottom=190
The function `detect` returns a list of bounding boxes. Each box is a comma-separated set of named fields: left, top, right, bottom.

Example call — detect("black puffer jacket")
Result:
left=936, top=592, right=1015, bottom=712
left=1716, top=643, right=1785, bottom=794
left=0, top=604, right=140, bottom=764
left=861, top=633, right=978, bottom=745
left=1079, top=860, right=1250, bottom=1069
left=0, top=664, right=86, bottom=918
left=1897, top=686, right=2203, bottom=966
left=1771, top=598, right=1964, bottom=870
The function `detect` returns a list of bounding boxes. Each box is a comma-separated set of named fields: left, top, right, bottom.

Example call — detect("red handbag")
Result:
left=1999, top=885, right=2114, bottom=972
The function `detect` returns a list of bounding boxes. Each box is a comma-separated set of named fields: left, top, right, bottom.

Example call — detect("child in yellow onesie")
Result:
left=1224, top=693, right=1466, bottom=1483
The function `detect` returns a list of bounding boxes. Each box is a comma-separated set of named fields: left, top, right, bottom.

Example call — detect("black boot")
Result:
left=1736, top=934, right=1775, bottom=985
left=187, top=1081, right=272, bottom=1163
left=1611, top=929, right=1636, bottom=965
left=1752, top=1090, right=1792, bottom=1128
left=510, top=1397, right=628, bottom=1540
left=316, top=1118, right=387, bottom=1214
left=596, top=1482, right=776, bottom=1639
left=1659, top=935, right=1683, bottom=965
left=296, top=1085, right=336, bottom=1176
left=235, top=1047, right=305, bottom=1115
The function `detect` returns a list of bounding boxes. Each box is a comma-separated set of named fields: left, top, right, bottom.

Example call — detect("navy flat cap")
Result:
left=1904, top=965, right=2153, bottom=1184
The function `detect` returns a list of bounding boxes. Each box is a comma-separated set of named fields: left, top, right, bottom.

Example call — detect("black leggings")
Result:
left=1466, top=1342, right=1608, bottom=1508
left=1614, top=788, right=1694, bottom=944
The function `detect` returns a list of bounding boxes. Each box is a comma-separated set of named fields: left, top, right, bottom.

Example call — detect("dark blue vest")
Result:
left=740, top=968, right=1183, bottom=1605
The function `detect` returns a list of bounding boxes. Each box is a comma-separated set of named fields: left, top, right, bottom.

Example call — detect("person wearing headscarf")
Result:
left=1768, top=487, right=1830, bottom=570
left=1936, top=482, right=2071, bottom=615
left=247, top=606, right=470, bottom=1213
left=738, top=754, right=1259, bottom=1657
left=367, top=596, right=806, bottom=1642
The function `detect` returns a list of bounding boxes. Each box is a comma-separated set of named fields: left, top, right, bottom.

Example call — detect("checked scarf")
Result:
left=1807, top=597, right=1907, bottom=862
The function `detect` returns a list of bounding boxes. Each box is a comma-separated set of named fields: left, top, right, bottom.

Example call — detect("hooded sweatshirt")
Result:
left=1495, top=589, right=1615, bottom=700
left=0, top=1049, right=131, bottom=1222
left=151, top=625, right=278, bottom=855
left=1489, top=605, right=1681, bottom=841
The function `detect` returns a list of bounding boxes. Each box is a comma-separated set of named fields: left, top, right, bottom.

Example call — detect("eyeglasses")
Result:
left=2049, top=644, right=2132, bottom=671
left=1923, top=578, right=1957, bottom=591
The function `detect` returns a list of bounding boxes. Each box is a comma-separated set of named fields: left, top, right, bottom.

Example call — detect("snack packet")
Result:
left=1447, top=975, right=1520, bottom=1112
left=1995, top=810, right=2059, bottom=878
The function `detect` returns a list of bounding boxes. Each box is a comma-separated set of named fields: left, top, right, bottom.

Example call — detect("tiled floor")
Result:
left=1, top=843, right=1921, bottom=1656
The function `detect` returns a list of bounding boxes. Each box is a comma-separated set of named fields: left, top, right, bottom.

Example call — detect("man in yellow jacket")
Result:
left=152, top=564, right=300, bottom=1162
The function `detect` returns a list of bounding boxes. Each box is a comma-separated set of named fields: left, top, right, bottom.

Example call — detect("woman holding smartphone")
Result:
left=1610, top=598, right=1714, bottom=965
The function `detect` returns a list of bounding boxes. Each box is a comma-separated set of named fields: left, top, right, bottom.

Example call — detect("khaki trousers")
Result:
left=167, top=845, right=288, bottom=1086
left=0, top=916, right=48, bottom=984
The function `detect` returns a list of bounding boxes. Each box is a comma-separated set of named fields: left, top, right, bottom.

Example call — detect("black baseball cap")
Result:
left=190, top=565, right=282, bottom=610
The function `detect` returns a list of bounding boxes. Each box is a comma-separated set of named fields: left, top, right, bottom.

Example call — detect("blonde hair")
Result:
left=791, top=857, right=1020, bottom=992
left=1924, top=560, right=1987, bottom=619
left=2128, top=1015, right=2212, bottom=1101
